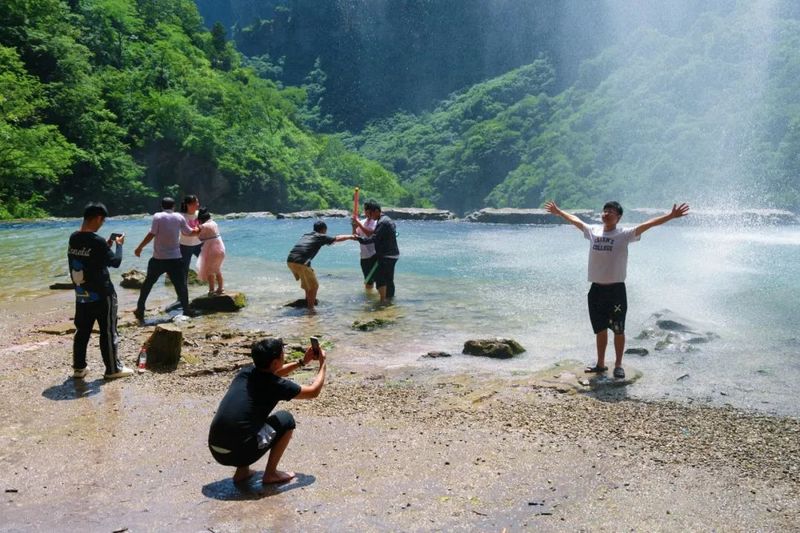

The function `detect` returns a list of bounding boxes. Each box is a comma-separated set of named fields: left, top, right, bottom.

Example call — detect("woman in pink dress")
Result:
left=195, top=208, right=226, bottom=295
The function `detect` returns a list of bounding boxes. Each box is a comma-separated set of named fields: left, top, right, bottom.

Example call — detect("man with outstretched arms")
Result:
left=545, top=200, right=690, bottom=379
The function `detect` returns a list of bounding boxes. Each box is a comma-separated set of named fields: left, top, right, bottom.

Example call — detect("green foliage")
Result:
left=346, top=5, right=800, bottom=212
left=0, top=0, right=408, bottom=218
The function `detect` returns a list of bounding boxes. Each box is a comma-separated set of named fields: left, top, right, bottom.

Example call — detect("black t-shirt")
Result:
left=68, top=231, right=122, bottom=302
left=286, top=232, right=336, bottom=265
left=208, top=366, right=301, bottom=449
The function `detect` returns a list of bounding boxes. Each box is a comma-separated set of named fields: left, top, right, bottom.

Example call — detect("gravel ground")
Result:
left=1, top=294, right=798, bottom=531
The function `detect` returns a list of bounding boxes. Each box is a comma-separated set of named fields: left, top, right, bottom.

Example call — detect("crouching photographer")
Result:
left=208, top=338, right=326, bottom=484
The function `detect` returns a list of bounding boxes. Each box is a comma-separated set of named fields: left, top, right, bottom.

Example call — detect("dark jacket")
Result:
left=356, top=215, right=399, bottom=257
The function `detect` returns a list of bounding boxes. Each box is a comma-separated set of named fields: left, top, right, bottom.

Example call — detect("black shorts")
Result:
left=360, top=255, right=378, bottom=282
left=209, top=410, right=296, bottom=467
left=588, top=283, right=627, bottom=335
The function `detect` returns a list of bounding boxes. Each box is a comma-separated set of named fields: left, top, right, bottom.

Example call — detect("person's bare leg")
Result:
left=595, top=330, right=608, bottom=368
left=377, top=285, right=388, bottom=303
left=263, top=430, right=295, bottom=484
left=614, top=333, right=625, bottom=368
left=233, top=465, right=256, bottom=483
left=306, top=288, right=317, bottom=310
left=215, top=272, right=224, bottom=294
left=208, top=274, right=216, bottom=295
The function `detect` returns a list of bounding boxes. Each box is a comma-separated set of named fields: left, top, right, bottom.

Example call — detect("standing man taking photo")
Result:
left=545, top=200, right=690, bottom=379
left=68, top=202, right=133, bottom=379
left=134, top=197, right=199, bottom=321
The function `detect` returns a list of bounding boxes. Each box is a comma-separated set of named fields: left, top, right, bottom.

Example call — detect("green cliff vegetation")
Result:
left=0, top=0, right=408, bottom=219
left=342, top=3, right=800, bottom=213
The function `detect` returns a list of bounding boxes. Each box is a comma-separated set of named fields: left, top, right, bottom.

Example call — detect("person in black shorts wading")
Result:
left=208, top=338, right=326, bottom=484
left=545, top=200, right=689, bottom=379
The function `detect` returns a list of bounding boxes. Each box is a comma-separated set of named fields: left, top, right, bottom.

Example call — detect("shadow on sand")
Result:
left=202, top=472, right=316, bottom=501
left=42, top=377, right=105, bottom=401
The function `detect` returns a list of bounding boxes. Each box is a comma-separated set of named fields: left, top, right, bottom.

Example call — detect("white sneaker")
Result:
left=104, top=366, right=135, bottom=380
left=73, top=367, right=88, bottom=379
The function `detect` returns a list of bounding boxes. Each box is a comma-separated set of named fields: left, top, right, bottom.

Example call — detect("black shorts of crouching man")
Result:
left=209, top=410, right=296, bottom=467
left=588, top=282, right=628, bottom=335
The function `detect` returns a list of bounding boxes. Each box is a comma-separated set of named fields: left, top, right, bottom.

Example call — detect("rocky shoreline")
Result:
left=1, top=294, right=798, bottom=530
left=5, top=206, right=799, bottom=225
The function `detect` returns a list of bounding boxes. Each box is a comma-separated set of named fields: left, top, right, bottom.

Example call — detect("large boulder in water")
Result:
left=382, top=207, right=456, bottom=221
left=146, top=324, right=183, bottom=368
left=463, top=338, right=525, bottom=359
left=634, top=309, right=719, bottom=353
left=190, top=292, right=246, bottom=312
left=120, top=269, right=146, bottom=289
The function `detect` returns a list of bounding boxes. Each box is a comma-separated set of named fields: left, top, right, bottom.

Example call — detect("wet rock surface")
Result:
left=381, top=207, right=456, bottom=221
left=635, top=310, right=719, bottom=353
left=352, top=318, right=394, bottom=331
left=285, top=298, right=318, bottom=308
left=48, top=281, right=74, bottom=290
left=465, top=208, right=593, bottom=224
left=120, top=269, right=146, bottom=289
left=276, top=209, right=349, bottom=219
left=463, top=338, right=525, bottom=358
left=422, top=351, right=452, bottom=358
left=190, top=292, right=246, bottom=312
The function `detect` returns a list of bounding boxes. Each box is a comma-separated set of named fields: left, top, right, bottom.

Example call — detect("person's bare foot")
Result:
left=262, top=470, right=295, bottom=484
left=233, top=467, right=256, bottom=483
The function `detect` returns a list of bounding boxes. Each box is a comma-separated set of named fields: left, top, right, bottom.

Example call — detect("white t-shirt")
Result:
left=356, top=218, right=377, bottom=259
left=179, top=212, right=202, bottom=246
left=583, top=225, right=640, bottom=284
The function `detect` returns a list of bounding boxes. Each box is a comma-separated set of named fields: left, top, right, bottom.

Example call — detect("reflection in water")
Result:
left=202, top=472, right=316, bottom=501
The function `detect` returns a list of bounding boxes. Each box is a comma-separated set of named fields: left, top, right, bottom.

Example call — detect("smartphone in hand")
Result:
left=310, top=336, right=321, bottom=359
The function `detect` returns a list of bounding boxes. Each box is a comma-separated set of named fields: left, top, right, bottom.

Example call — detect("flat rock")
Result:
left=463, top=338, right=525, bottom=359
left=635, top=309, right=719, bottom=353
left=49, top=282, right=74, bottom=290
left=464, top=208, right=593, bottom=224
left=120, top=269, right=146, bottom=289
left=381, top=208, right=456, bottom=221
left=221, top=211, right=275, bottom=220
left=625, top=347, right=649, bottom=356
left=285, top=298, right=319, bottom=308
left=352, top=318, right=394, bottom=331
left=190, top=292, right=246, bottom=312
left=146, top=324, right=183, bottom=368
left=422, top=351, right=452, bottom=358
left=527, top=360, right=643, bottom=392
left=276, top=209, right=349, bottom=219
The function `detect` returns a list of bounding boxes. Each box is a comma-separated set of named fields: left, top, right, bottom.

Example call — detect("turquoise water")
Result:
left=2, top=217, right=799, bottom=416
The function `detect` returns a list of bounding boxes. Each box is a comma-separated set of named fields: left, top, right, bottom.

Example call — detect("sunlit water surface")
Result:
left=2, top=218, right=798, bottom=416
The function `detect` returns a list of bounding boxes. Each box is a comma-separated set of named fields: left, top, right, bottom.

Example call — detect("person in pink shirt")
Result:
left=195, top=208, right=226, bottom=296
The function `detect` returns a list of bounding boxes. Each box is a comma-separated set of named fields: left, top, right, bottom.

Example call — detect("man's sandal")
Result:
left=584, top=365, right=608, bottom=374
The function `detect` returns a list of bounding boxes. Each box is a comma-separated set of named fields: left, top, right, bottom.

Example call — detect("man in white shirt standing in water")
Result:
left=545, top=200, right=690, bottom=379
